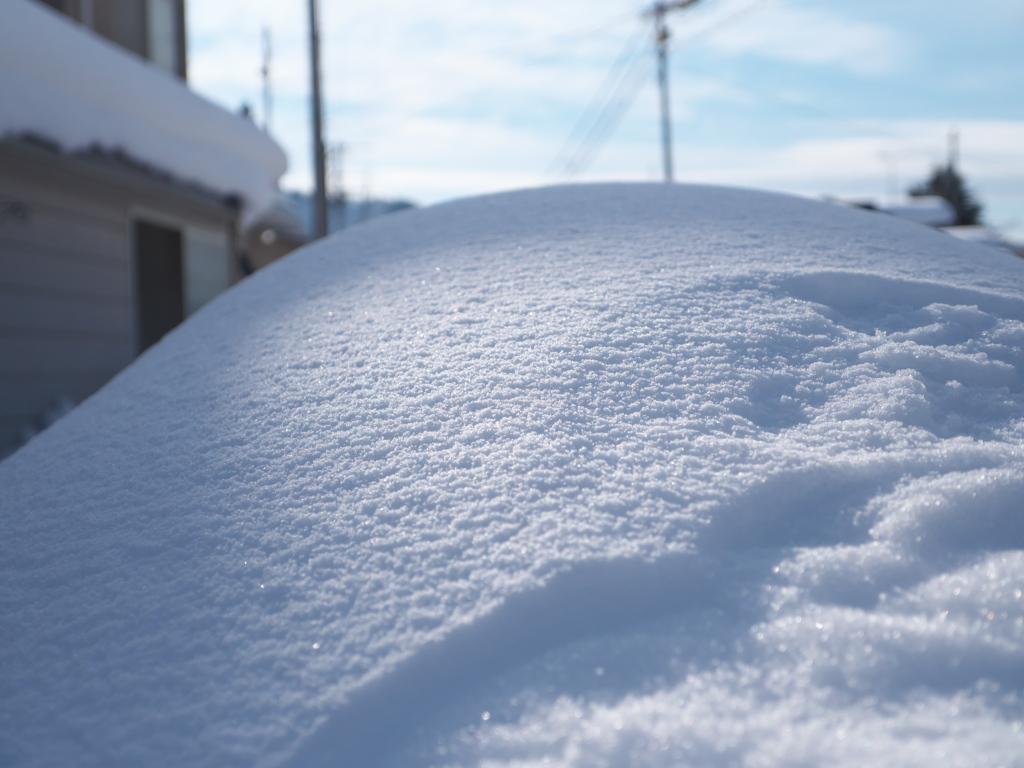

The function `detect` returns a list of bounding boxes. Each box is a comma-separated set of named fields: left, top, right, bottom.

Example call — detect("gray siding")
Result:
left=0, top=141, right=238, bottom=455
left=1, top=174, right=133, bottom=451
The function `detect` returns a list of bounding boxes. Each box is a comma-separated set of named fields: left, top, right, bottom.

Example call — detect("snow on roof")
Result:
left=943, top=224, right=1016, bottom=254
left=877, top=195, right=957, bottom=227
left=2, top=183, right=1024, bottom=767
left=0, top=0, right=287, bottom=226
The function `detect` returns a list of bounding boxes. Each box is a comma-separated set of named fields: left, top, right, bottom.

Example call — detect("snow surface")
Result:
left=0, top=0, right=286, bottom=226
left=2, top=183, right=1024, bottom=768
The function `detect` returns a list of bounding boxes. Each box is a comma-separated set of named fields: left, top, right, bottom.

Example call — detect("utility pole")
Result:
left=646, top=0, right=701, bottom=183
left=879, top=151, right=898, bottom=204
left=947, top=127, right=961, bottom=219
left=308, top=0, right=329, bottom=239
left=948, top=128, right=959, bottom=172
left=261, top=27, right=273, bottom=133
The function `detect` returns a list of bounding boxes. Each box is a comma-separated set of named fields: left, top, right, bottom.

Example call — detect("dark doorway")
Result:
left=135, top=220, right=183, bottom=353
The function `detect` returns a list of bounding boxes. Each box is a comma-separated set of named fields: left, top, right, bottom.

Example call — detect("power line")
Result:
left=547, top=22, right=650, bottom=179
left=515, top=10, right=646, bottom=67
left=669, top=0, right=770, bottom=50
left=661, top=0, right=952, bottom=153
left=562, top=54, right=652, bottom=179
left=319, top=10, right=647, bottom=136
left=548, top=0, right=954, bottom=185
left=552, top=0, right=768, bottom=183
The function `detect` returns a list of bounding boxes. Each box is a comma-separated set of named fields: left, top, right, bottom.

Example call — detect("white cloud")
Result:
left=699, top=0, right=908, bottom=75
left=186, top=0, right=646, bottom=189
left=670, top=120, right=1024, bottom=240
left=184, top=1, right=1022, bottom=241
left=685, top=120, right=1024, bottom=189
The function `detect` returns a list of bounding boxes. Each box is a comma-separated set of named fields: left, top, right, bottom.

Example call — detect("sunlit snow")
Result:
left=1, top=184, right=1023, bottom=767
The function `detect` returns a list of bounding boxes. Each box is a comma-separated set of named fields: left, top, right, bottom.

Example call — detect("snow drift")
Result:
left=0, top=0, right=286, bottom=226
left=1, top=184, right=1023, bottom=767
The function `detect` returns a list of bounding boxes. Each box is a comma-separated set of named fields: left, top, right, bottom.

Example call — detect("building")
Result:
left=36, top=0, right=187, bottom=79
left=0, top=0, right=293, bottom=455
left=829, top=195, right=1019, bottom=257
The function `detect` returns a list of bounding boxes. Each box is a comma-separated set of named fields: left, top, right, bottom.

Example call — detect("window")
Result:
left=93, top=0, right=147, bottom=59
left=146, top=0, right=179, bottom=76
left=87, top=0, right=184, bottom=79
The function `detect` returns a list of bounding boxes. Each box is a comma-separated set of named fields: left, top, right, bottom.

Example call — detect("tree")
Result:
left=908, top=164, right=983, bottom=226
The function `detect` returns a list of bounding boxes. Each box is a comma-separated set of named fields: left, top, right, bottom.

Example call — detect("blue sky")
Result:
left=188, top=0, right=1024, bottom=239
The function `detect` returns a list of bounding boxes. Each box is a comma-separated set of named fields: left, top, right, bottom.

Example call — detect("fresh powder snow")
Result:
left=0, top=0, right=286, bottom=226
left=1, top=183, right=1023, bottom=768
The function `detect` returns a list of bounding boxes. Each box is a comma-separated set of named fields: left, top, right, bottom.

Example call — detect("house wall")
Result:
left=184, top=225, right=233, bottom=315
left=0, top=140, right=236, bottom=455
left=33, top=0, right=187, bottom=79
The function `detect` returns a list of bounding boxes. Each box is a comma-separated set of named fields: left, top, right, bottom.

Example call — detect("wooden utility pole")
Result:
left=647, top=0, right=701, bottom=183
left=261, top=27, right=273, bottom=133
left=308, top=0, right=328, bottom=239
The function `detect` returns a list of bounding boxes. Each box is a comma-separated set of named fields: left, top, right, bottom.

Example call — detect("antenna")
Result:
left=328, top=142, right=347, bottom=231
left=878, top=151, right=899, bottom=204
left=948, top=127, right=959, bottom=172
left=644, top=0, right=701, bottom=183
left=261, top=27, right=273, bottom=132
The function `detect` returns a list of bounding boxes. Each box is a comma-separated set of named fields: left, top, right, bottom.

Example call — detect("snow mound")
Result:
left=2, top=184, right=1024, bottom=768
left=0, top=0, right=286, bottom=225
